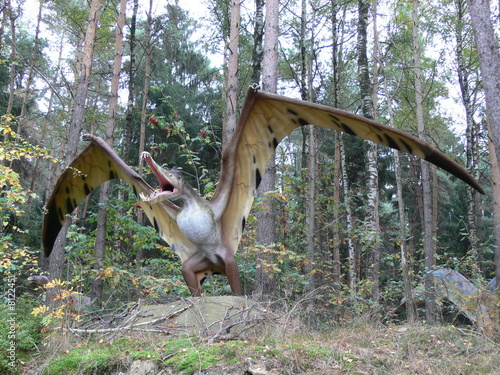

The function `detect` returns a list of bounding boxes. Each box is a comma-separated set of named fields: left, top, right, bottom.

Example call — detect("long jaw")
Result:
left=140, top=152, right=183, bottom=203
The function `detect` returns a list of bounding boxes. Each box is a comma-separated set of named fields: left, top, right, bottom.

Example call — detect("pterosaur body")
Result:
left=42, top=87, right=483, bottom=296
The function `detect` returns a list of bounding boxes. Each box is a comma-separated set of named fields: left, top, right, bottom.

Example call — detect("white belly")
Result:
left=176, top=208, right=219, bottom=246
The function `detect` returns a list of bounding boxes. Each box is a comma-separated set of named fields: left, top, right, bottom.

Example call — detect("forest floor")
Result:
left=20, top=297, right=500, bottom=375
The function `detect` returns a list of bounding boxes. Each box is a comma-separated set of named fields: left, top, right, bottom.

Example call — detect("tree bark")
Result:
left=330, top=1, right=343, bottom=286
left=466, top=0, right=500, bottom=286
left=455, top=0, right=481, bottom=273
left=48, top=0, right=102, bottom=284
left=92, top=0, right=127, bottom=305
left=487, top=125, right=500, bottom=290
left=223, top=0, right=240, bottom=147
left=467, top=0, right=500, bottom=168
left=412, top=0, right=436, bottom=324
left=136, top=0, right=153, bottom=265
left=251, top=0, right=264, bottom=84
left=358, top=0, right=380, bottom=306
left=255, top=0, right=279, bottom=297
left=123, top=0, right=138, bottom=163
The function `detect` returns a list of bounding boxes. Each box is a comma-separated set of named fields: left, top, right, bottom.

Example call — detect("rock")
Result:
left=127, top=360, right=158, bottom=375
left=134, top=296, right=265, bottom=339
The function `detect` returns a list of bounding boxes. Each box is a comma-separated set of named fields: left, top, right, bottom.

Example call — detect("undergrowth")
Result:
left=27, top=321, right=500, bottom=375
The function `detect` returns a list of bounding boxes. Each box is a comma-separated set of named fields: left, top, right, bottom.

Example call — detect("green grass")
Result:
left=29, top=321, right=500, bottom=374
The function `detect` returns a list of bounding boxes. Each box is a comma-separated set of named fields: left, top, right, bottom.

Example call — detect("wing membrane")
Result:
left=42, top=136, right=197, bottom=262
left=214, top=88, right=483, bottom=256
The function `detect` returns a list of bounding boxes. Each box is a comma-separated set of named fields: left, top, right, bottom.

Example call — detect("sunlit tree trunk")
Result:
left=123, top=0, right=138, bottom=163
left=466, top=0, right=500, bottom=287
left=92, top=0, right=127, bottom=305
left=255, top=0, right=279, bottom=297
left=223, top=0, right=240, bottom=147
left=48, top=0, right=102, bottom=285
left=487, top=125, right=500, bottom=289
left=136, top=0, right=153, bottom=265
left=412, top=0, right=437, bottom=324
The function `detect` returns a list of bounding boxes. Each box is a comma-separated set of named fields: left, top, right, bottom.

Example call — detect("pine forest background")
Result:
left=1, top=0, right=500, bottom=336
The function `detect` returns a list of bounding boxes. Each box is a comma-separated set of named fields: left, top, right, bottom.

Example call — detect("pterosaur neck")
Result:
left=177, top=181, right=207, bottom=208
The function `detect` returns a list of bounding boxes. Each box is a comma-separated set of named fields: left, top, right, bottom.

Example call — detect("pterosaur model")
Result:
left=42, top=86, right=483, bottom=296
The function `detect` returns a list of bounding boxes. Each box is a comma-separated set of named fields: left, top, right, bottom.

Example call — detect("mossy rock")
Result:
left=134, top=296, right=265, bottom=339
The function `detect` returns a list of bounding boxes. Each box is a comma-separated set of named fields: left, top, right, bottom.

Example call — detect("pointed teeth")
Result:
left=139, top=192, right=156, bottom=202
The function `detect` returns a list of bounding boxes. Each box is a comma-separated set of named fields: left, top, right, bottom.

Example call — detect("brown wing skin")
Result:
left=212, top=87, right=483, bottom=256
left=42, top=135, right=197, bottom=262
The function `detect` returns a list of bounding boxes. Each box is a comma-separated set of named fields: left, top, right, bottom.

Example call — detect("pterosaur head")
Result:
left=140, top=152, right=184, bottom=203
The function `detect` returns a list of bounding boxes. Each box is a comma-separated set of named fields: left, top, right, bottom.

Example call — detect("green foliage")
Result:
left=0, top=294, right=45, bottom=374
left=0, top=118, right=52, bottom=282
left=43, top=347, right=122, bottom=375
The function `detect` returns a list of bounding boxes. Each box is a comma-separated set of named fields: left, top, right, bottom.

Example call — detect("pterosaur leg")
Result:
left=221, top=249, right=242, bottom=296
left=182, top=254, right=213, bottom=296
left=182, top=249, right=242, bottom=297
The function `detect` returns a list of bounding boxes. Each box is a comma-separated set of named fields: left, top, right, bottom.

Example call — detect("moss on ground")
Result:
left=33, top=323, right=500, bottom=375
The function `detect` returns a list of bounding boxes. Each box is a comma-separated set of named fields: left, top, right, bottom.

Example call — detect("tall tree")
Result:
left=92, top=0, right=127, bottom=304
left=412, top=0, right=437, bottom=324
left=123, top=0, right=139, bottom=163
left=466, top=0, right=500, bottom=288
left=135, top=0, right=153, bottom=264
left=255, top=0, right=279, bottom=296
left=47, top=0, right=102, bottom=283
left=358, top=0, right=380, bottom=306
left=454, top=0, right=482, bottom=272
left=224, top=0, right=240, bottom=147
left=251, top=0, right=264, bottom=84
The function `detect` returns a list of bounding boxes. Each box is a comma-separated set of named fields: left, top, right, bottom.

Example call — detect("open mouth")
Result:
left=140, top=152, right=179, bottom=203
left=158, top=177, right=177, bottom=195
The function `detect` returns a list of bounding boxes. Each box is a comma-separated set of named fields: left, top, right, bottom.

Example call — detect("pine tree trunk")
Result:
left=136, top=0, right=153, bottom=265
left=466, top=0, right=500, bottom=286
left=255, top=0, right=279, bottom=297
left=487, top=123, right=500, bottom=290
left=412, top=0, right=436, bottom=324
left=48, top=0, right=102, bottom=285
left=467, top=0, right=500, bottom=168
left=123, top=0, right=138, bottom=163
left=224, top=0, right=240, bottom=147
left=92, top=0, right=127, bottom=305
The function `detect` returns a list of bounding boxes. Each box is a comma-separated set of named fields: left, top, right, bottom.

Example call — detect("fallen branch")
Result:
left=52, top=304, right=192, bottom=334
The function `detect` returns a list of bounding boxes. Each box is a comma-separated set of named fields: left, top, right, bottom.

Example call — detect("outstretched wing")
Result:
left=42, top=135, right=198, bottom=262
left=213, top=87, right=483, bottom=255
